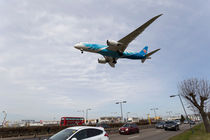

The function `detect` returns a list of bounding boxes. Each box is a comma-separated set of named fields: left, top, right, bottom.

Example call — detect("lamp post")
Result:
left=126, top=112, right=130, bottom=122
left=2, top=111, right=7, bottom=127
left=86, top=108, right=91, bottom=124
left=166, top=111, right=172, bottom=120
left=150, top=108, right=158, bottom=120
left=116, top=101, right=127, bottom=122
left=170, top=94, right=193, bottom=133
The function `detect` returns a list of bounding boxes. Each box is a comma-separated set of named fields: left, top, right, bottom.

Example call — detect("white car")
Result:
left=47, top=126, right=109, bottom=140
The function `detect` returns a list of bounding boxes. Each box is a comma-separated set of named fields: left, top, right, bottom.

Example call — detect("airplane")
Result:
left=74, top=14, right=162, bottom=68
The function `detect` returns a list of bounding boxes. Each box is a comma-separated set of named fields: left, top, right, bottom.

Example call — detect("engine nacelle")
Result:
left=98, top=58, right=107, bottom=64
left=106, top=40, right=122, bottom=47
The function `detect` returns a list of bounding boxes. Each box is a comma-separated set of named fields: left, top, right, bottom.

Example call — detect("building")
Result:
left=127, top=117, right=139, bottom=123
left=99, top=116, right=121, bottom=123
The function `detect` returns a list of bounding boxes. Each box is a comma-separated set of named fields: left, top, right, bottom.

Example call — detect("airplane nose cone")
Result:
left=74, top=43, right=81, bottom=49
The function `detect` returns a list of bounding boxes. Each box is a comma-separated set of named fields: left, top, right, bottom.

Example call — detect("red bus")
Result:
left=60, top=117, right=85, bottom=126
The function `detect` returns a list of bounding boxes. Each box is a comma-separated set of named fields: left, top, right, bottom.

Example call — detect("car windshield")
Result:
left=157, top=122, right=164, bottom=124
left=165, top=121, right=175, bottom=124
left=123, top=124, right=130, bottom=127
left=49, top=129, right=77, bottom=140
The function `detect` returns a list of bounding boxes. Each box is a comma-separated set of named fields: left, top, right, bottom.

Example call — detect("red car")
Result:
left=119, top=123, right=139, bottom=134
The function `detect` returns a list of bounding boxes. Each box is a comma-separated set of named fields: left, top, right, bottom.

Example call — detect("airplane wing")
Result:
left=117, top=14, right=162, bottom=52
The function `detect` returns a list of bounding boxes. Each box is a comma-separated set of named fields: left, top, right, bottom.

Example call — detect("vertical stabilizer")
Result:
left=139, top=46, right=148, bottom=56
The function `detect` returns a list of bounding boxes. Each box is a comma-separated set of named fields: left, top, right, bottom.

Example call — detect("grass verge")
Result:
left=169, top=123, right=210, bottom=140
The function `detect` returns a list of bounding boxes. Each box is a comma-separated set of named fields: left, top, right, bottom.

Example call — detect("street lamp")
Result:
left=126, top=112, right=130, bottom=122
left=2, top=111, right=7, bottom=127
left=170, top=94, right=188, bottom=120
left=170, top=94, right=193, bottom=133
left=166, top=111, right=172, bottom=119
left=150, top=108, right=158, bottom=120
left=86, top=108, right=91, bottom=124
left=116, top=101, right=127, bottom=122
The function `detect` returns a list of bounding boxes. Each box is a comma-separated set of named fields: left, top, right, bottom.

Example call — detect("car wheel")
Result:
left=137, top=130, right=139, bottom=133
left=165, top=128, right=167, bottom=131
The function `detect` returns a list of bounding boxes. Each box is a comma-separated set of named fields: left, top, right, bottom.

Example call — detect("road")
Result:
left=109, top=124, right=191, bottom=140
left=8, top=124, right=191, bottom=140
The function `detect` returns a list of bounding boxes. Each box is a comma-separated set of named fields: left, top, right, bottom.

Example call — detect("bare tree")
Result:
left=178, top=78, right=210, bottom=133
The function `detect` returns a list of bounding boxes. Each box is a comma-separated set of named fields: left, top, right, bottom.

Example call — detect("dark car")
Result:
left=119, top=123, right=139, bottom=135
left=189, top=120, right=196, bottom=125
left=155, top=121, right=165, bottom=129
left=96, top=123, right=111, bottom=129
left=164, top=121, right=179, bottom=131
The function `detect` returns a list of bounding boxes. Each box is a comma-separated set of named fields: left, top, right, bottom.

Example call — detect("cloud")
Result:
left=0, top=0, right=210, bottom=120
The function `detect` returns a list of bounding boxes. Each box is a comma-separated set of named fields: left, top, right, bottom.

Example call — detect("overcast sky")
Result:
left=0, top=0, right=210, bottom=121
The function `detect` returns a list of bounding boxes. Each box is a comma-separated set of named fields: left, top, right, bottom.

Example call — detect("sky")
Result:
left=0, top=0, right=210, bottom=121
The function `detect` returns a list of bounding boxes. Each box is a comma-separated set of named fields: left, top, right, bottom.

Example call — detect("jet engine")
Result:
left=98, top=58, right=107, bottom=64
left=106, top=40, right=122, bottom=47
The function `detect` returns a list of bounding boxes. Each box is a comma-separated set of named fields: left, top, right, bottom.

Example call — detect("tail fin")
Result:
left=141, top=48, right=160, bottom=63
left=139, top=46, right=148, bottom=56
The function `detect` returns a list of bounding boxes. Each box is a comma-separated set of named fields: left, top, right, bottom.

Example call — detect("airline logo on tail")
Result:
left=140, top=46, right=148, bottom=56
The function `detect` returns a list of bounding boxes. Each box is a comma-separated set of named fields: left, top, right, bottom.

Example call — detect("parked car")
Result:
left=96, top=123, right=111, bottom=129
left=189, top=120, right=196, bottom=125
left=184, top=120, right=189, bottom=124
left=174, top=119, right=181, bottom=125
left=119, top=123, right=139, bottom=135
left=47, top=126, right=109, bottom=140
left=155, top=121, right=165, bottom=129
left=164, top=121, right=179, bottom=131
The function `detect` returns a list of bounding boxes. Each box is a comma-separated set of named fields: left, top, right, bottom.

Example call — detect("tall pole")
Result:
left=166, top=111, right=172, bottom=120
left=126, top=112, right=130, bottom=122
left=116, top=101, right=127, bottom=122
left=170, top=94, right=193, bottom=133
left=150, top=108, right=158, bottom=120
left=178, top=95, right=188, bottom=119
left=86, top=109, right=91, bottom=124
left=120, top=103, right=123, bottom=121
left=178, top=95, right=193, bottom=132
left=2, top=111, right=7, bottom=127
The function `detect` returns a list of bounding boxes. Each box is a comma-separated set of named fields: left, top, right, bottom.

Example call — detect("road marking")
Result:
left=128, top=135, right=139, bottom=139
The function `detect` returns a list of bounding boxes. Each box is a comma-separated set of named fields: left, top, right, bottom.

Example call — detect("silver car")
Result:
left=47, top=126, right=109, bottom=140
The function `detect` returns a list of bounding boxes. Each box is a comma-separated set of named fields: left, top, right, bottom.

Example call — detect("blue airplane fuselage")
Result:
left=81, top=43, right=146, bottom=59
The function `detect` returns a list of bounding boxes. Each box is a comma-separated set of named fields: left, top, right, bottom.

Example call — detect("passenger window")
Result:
left=71, top=129, right=88, bottom=140
left=87, top=129, right=103, bottom=138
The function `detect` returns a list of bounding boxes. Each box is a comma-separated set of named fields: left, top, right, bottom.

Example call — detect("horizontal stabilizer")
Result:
left=145, top=48, right=160, bottom=57
left=141, top=48, right=160, bottom=63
